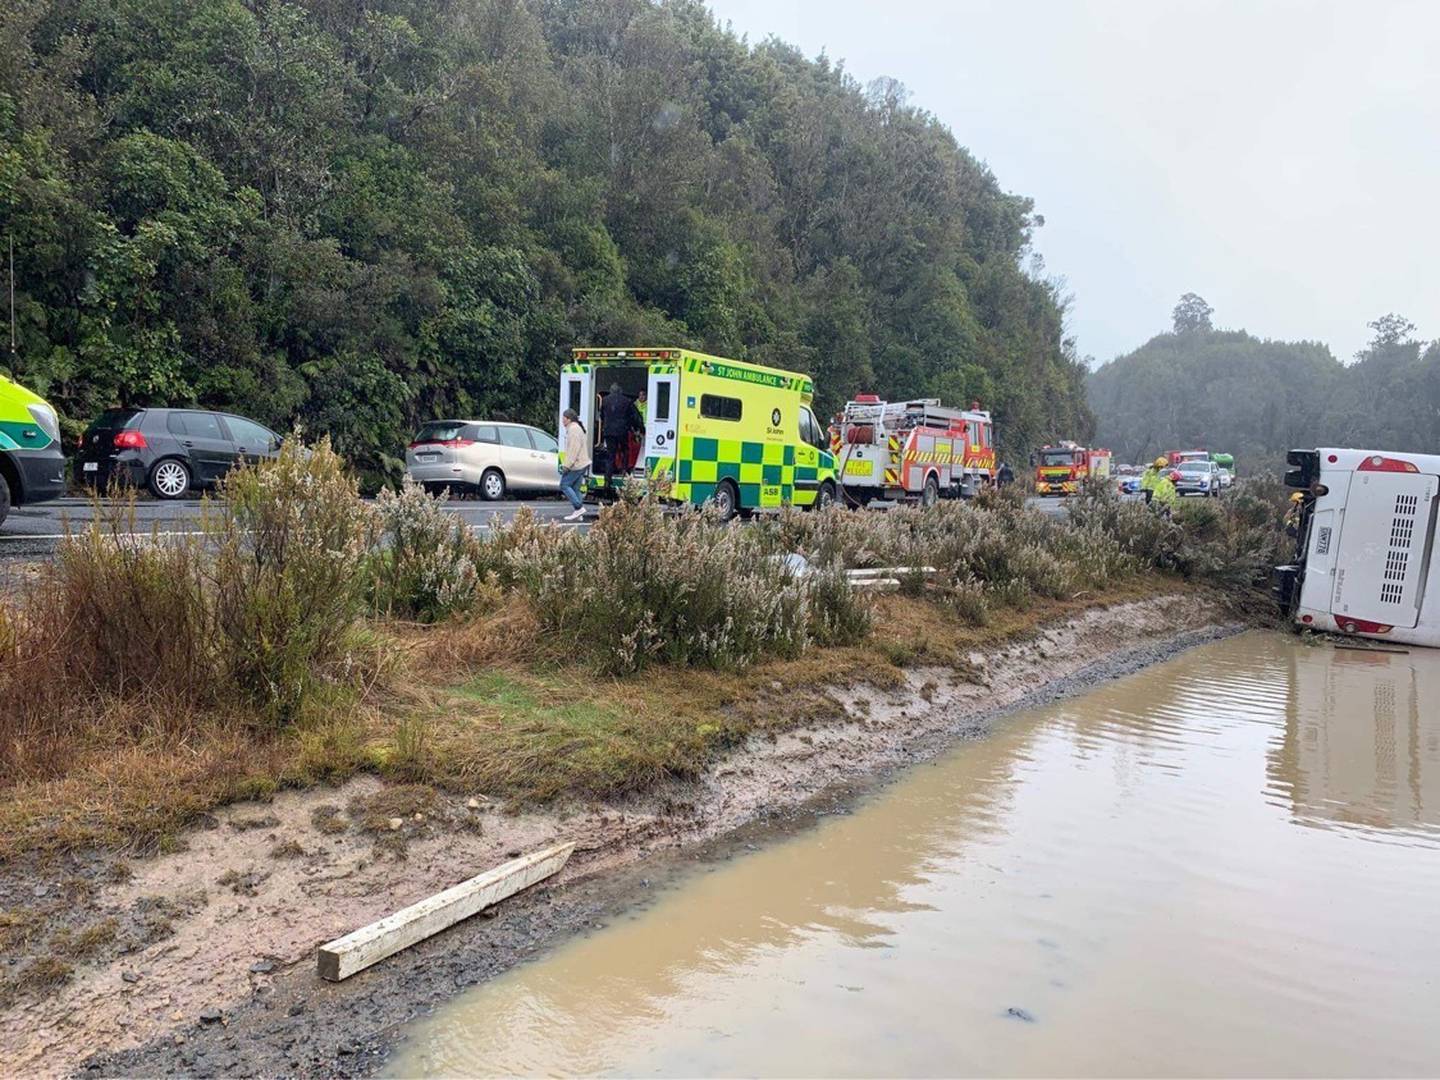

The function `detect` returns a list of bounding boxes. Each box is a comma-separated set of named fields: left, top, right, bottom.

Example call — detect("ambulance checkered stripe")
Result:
left=670, top=436, right=834, bottom=508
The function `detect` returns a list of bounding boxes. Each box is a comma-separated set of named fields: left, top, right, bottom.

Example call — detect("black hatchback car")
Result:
left=75, top=408, right=284, bottom=499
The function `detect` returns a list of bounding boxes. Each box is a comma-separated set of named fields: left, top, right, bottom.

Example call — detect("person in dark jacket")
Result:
left=599, top=383, right=642, bottom=490
left=997, top=462, right=1015, bottom=488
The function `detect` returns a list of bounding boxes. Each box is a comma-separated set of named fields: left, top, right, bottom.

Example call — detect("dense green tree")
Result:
left=2, top=0, right=1091, bottom=484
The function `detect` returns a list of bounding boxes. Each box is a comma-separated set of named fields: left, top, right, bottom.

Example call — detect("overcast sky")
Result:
left=705, top=0, right=1439, bottom=367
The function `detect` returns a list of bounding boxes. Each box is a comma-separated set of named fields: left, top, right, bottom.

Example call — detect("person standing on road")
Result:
left=1141, top=457, right=1166, bottom=505
left=1151, top=465, right=1179, bottom=517
left=599, top=383, right=641, bottom=491
left=997, top=461, right=1014, bottom=488
left=559, top=409, right=591, bottom=521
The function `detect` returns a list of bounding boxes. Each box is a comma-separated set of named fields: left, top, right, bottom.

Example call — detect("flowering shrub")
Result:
left=374, top=481, right=483, bottom=622
left=505, top=499, right=827, bottom=674
left=763, top=499, right=1137, bottom=613
left=210, top=438, right=380, bottom=726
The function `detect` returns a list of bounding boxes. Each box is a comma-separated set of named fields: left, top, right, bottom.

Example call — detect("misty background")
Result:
left=707, top=0, right=1440, bottom=366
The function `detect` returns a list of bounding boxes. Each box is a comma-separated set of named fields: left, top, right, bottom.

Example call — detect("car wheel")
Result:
left=480, top=468, right=506, bottom=501
left=710, top=479, right=739, bottom=521
left=921, top=473, right=939, bottom=508
left=148, top=459, right=191, bottom=500
left=0, top=472, right=10, bottom=527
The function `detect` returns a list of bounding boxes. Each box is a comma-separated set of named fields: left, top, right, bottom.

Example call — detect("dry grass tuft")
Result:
left=50, top=918, right=118, bottom=958
left=310, top=804, right=349, bottom=835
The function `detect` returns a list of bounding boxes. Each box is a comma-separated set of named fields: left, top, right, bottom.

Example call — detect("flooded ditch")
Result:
left=388, top=632, right=1440, bottom=1077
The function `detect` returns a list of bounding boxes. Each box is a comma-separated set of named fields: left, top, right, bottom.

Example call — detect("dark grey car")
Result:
left=75, top=407, right=283, bottom=499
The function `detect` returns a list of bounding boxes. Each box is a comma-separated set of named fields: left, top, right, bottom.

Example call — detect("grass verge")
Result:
left=0, top=452, right=1280, bottom=863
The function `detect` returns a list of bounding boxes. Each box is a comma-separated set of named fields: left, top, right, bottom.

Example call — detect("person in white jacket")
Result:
left=559, top=409, right=592, bottom=520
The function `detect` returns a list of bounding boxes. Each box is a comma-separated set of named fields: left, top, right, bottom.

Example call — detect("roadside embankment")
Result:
left=0, top=443, right=1283, bottom=1076
left=3, top=591, right=1234, bottom=1079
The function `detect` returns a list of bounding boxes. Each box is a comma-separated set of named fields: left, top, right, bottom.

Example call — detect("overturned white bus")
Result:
left=1275, top=448, right=1440, bottom=647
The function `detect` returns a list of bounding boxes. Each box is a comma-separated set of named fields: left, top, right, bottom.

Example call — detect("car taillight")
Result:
left=113, top=429, right=147, bottom=450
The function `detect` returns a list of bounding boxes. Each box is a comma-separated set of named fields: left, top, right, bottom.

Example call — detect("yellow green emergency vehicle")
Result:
left=559, top=348, right=837, bottom=518
left=0, top=373, right=66, bottom=527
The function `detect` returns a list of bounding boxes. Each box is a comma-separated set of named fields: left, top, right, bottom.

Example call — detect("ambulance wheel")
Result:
left=921, top=473, right=939, bottom=508
left=0, top=473, right=10, bottom=527
left=709, top=479, right=739, bottom=521
left=811, top=480, right=836, bottom=511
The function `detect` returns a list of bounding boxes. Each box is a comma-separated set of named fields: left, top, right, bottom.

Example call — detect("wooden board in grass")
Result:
left=317, top=841, right=576, bottom=981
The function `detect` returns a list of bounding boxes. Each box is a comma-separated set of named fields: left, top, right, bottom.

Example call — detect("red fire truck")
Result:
left=834, top=396, right=997, bottom=506
left=1034, top=442, right=1112, bottom=496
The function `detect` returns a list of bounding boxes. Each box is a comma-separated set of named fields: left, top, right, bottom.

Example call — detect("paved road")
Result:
left=0, top=492, right=1109, bottom=564
left=0, top=495, right=588, bottom=563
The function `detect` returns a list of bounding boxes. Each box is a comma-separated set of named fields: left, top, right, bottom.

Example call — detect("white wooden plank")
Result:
left=852, top=577, right=902, bottom=591
left=317, top=841, right=575, bottom=981
left=845, top=566, right=937, bottom=578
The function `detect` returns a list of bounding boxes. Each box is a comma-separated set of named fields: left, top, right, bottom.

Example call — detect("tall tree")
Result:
left=2, top=0, right=1092, bottom=483
left=1171, top=292, right=1214, bottom=334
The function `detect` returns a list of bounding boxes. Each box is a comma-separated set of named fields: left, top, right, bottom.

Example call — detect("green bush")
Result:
left=763, top=501, right=1134, bottom=609
left=209, top=439, right=380, bottom=726
left=507, top=499, right=825, bottom=674
left=373, top=481, right=483, bottom=623
left=1069, top=481, right=1289, bottom=591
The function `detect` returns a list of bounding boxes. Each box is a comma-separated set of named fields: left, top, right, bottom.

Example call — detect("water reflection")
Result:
left=1269, top=643, right=1440, bottom=835
left=389, top=633, right=1440, bottom=1078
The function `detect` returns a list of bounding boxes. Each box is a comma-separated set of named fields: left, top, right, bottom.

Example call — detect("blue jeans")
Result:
left=560, top=468, right=587, bottom=511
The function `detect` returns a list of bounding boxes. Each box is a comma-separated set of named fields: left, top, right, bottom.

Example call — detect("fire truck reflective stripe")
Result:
left=884, top=469, right=899, bottom=484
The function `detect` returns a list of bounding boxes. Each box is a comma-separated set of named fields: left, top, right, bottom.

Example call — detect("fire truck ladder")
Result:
left=843, top=398, right=971, bottom=433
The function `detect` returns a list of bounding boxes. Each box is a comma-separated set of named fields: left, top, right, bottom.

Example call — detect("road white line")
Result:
left=0, top=530, right=209, bottom=541
left=4, top=521, right=589, bottom=543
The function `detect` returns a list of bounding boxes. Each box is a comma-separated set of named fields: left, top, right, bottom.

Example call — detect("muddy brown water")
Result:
left=387, top=633, right=1440, bottom=1077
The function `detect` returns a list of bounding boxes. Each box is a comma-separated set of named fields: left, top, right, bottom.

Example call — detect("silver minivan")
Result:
left=405, top=420, right=559, bottom=500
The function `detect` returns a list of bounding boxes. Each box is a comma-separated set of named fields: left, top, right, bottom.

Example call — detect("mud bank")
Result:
left=2, top=593, right=1234, bottom=1078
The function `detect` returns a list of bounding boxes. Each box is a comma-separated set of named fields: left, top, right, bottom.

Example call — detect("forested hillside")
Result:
left=1, top=0, right=1091, bottom=481
left=1088, top=297, right=1440, bottom=469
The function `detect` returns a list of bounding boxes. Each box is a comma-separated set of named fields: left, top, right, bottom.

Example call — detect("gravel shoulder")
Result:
left=0, top=593, right=1236, bottom=1078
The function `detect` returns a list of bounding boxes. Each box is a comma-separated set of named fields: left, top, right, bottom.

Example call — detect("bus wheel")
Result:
left=709, top=479, right=739, bottom=521
left=921, top=473, right=939, bottom=508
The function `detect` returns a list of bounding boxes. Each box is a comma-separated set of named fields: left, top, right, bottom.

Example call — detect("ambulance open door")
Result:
left=644, top=366, right=679, bottom=477
left=560, top=366, right=594, bottom=457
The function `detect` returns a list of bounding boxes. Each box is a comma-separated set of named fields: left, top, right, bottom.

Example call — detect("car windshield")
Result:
left=1179, top=463, right=1209, bottom=474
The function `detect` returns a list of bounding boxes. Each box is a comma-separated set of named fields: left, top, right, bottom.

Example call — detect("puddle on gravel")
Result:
left=388, top=632, right=1440, bottom=1077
